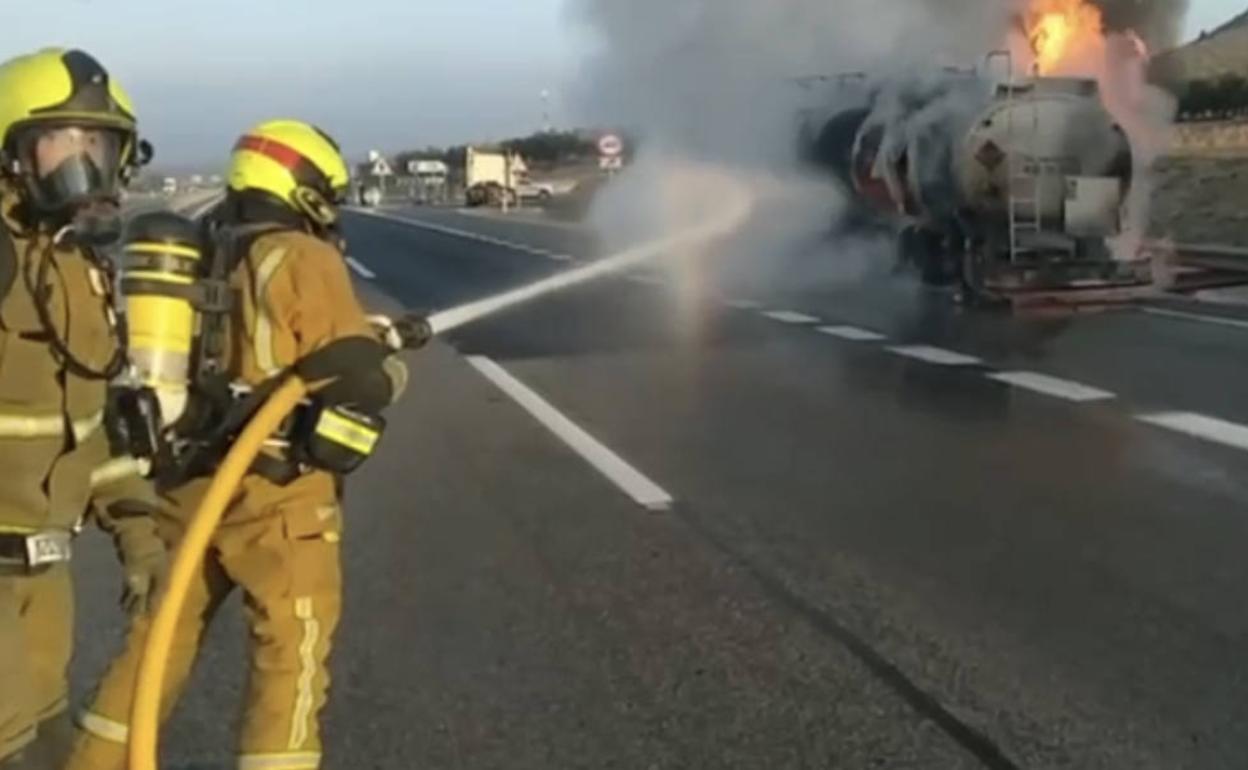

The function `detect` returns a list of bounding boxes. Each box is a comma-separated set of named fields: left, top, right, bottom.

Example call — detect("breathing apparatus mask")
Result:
left=8, top=123, right=150, bottom=245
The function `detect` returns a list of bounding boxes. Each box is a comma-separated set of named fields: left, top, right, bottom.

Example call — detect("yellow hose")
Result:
left=127, top=376, right=309, bottom=770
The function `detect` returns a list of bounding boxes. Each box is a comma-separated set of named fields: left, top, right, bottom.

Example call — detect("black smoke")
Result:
left=1092, top=0, right=1191, bottom=48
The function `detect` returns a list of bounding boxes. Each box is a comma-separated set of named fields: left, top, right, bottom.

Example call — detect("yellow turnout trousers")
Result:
left=65, top=477, right=344, bottom=770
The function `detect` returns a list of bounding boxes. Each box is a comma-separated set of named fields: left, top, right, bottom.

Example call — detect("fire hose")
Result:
left=126, top=164, right=752, bottom=769
left=127, top=376, right=307, bottom=770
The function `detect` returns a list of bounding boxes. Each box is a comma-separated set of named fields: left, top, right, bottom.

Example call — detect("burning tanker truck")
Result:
left=800, top=60, right=1144, bottom=302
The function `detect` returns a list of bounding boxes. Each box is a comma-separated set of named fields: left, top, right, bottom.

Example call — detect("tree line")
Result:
left=1176, top=74, right=1248, bottom=121
left=375, top=130, right=605, bottom=178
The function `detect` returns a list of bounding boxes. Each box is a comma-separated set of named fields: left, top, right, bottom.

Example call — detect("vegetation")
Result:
left=383, top=130, right=608, bottom=177
left=1177, top=75, right=1248, bottom=122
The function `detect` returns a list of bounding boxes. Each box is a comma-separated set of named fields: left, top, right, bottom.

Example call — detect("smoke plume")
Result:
left=565, top=0, right=1188, bottom=278
left=1094, top=0, right=1191, bottom=49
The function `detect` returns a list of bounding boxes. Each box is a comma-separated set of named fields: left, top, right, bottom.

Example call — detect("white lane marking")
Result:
left=886, top=345, right=982, bottom=366
left=345, top=256, right=376, bottom=280
left=725, top=299, right=761, bottom=310
left=350, top=207, right=565, bottom=260
left=452, top=206, right=591, bottom=233
left=176, top=193, right=222, bottom=220
left=987, top=371, right=1116, bottom=402
left=628, top=274, right=663, bottom=286
left=1140, top=307, right=1248, bottom=332
left=762, top=310, right=820, bottom=325
left=549, top=253, right=575, bottom=262
left=467, top=356, right=674, bottom=511
left=1138, top=412, right=1248, bottom=452
left=817, top=325, right=887, bottom=342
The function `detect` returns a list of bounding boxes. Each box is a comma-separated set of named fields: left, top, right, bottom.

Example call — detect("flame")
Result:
left=1025, top=0, right=1105, bottom=74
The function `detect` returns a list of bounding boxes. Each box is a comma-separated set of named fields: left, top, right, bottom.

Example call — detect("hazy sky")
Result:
left=1, top=0, right=1242, bottom=169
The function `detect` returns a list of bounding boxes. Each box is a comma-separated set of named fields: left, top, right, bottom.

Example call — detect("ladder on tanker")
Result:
left=988, top=50, right=1046, bottom=264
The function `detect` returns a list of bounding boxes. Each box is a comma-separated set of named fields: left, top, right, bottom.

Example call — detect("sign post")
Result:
left=598, top=133, right=624, bottom=178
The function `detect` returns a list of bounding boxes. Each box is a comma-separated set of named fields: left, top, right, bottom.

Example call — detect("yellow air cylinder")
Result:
left=120, top=212, right=204, bottom=427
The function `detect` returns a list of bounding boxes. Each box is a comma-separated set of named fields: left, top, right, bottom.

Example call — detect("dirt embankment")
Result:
left=1149, top=156, right=1248, bottom=247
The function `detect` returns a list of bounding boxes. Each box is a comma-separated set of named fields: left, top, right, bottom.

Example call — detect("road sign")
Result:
left=599, top=156, right=624, bottom=171
left=598, top=133, right=624, bottom=158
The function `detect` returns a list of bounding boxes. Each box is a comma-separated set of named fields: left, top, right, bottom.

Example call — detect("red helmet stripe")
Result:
left=235, top=134, right=306, bottom=171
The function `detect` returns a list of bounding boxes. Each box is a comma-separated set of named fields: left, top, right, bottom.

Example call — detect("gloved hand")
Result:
left=112, top=517, right=169, bottom=617
left=367, top=313, right=432, bottom=352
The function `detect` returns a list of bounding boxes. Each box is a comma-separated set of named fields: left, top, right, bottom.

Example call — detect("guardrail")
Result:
left=1151, top=240, right=1248, bottom=291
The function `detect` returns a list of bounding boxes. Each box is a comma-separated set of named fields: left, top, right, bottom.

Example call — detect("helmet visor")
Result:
left=15, top=125, right=127, bottom=211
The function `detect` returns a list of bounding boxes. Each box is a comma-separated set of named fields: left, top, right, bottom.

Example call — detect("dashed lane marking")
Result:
left=467, top=356, right=675, bottom=512
left=987, top=371, right=1116, bottom=403
left=817, top=325, right=887, bottom=342
left=345, top=256, right=376, bottom=280
left=1137, top=412, right=1248, bottom=452
left=762, top=310, right=820, bottom=325
left=886, top=345, right=982, bottom=366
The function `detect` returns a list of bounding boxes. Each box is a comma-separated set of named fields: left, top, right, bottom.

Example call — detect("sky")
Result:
left=1, top=0, right=1243, bottom=170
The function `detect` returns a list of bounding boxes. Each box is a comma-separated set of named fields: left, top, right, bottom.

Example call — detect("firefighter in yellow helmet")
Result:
left=0, top=48, right=168, bottom=770
left=66, top=120, right=408, bottom=770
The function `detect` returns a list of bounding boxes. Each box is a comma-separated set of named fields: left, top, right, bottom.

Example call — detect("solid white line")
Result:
left=549, top=253, right=575, bottom=262
left=1140, top=307, right=1248, bottom=332
left=345, top=256, right=376, bottom=280
left=762, top=310, right=820, bottom=325
left=467, top=356, right=674, bottom=511
left=628, top=274, right=663, bottom=286
left=351, top=207, right=552, bottom=257
left=725, top=299, right=761, bottom=310
left=1138, top=412, right=1248, bottom=452
left=886, top=345, right=982, bottom=366
left=987, top=371, right=1116, bottom=402
left=817, top=325, right=887, bottom=342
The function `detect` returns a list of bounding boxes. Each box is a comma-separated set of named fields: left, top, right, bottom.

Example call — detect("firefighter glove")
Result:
left=112, top=515, right=169, bottom=617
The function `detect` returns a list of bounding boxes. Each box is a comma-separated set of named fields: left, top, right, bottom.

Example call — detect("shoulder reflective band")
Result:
left=0, top=409, right=102, bottom=440
left=235, top=135, right=332, bottom=195
left=314, top=408, right=380, bottom=455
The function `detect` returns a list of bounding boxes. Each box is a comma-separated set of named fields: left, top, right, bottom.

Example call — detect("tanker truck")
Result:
left=802, top=66, right=1146, bottom=302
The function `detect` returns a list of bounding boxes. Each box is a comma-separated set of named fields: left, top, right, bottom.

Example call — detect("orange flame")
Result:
left=1025, top=0, right=1105, bottom=74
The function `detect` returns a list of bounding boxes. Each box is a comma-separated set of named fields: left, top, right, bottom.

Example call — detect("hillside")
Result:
left=1152, top=8, right=1248, bottom=83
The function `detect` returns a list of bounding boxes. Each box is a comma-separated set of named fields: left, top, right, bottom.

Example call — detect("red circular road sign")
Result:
left=598, top=134, right=624, bottom=157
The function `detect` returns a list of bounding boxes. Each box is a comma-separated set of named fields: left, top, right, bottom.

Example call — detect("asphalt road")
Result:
left=71, top=200, right=1248, bottom=769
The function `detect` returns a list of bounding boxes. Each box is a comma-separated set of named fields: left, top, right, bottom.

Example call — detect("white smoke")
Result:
left=564, top=0, right=1187, bottom=278
left=564, top=0, right=1021, bottom=288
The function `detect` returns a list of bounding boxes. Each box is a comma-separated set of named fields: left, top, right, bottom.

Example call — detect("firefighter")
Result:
left=67, top=120, right=408, bottom=770
left=0, top=49, right=167, bottom=770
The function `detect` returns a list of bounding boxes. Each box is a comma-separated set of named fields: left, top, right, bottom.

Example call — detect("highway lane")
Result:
left=67, top=201, right=1248, bottom=768
left=339, top=204, right=1248, bottom=768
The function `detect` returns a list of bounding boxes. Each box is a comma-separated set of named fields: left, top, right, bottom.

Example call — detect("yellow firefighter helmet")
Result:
left=0, top=48, right=140, bottom=213
left=227, top=120, right=350, bottom=228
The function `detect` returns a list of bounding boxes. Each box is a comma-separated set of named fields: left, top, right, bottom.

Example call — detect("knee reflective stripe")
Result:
left=77, top=711, right=129, bottom=745
left=252, top=248, right=290, bottom=377
left=288, top=597, right=320, bottom=751
left=238, top=751, right=322, bottom=770
left=89, top=456, right=151, bottom=489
